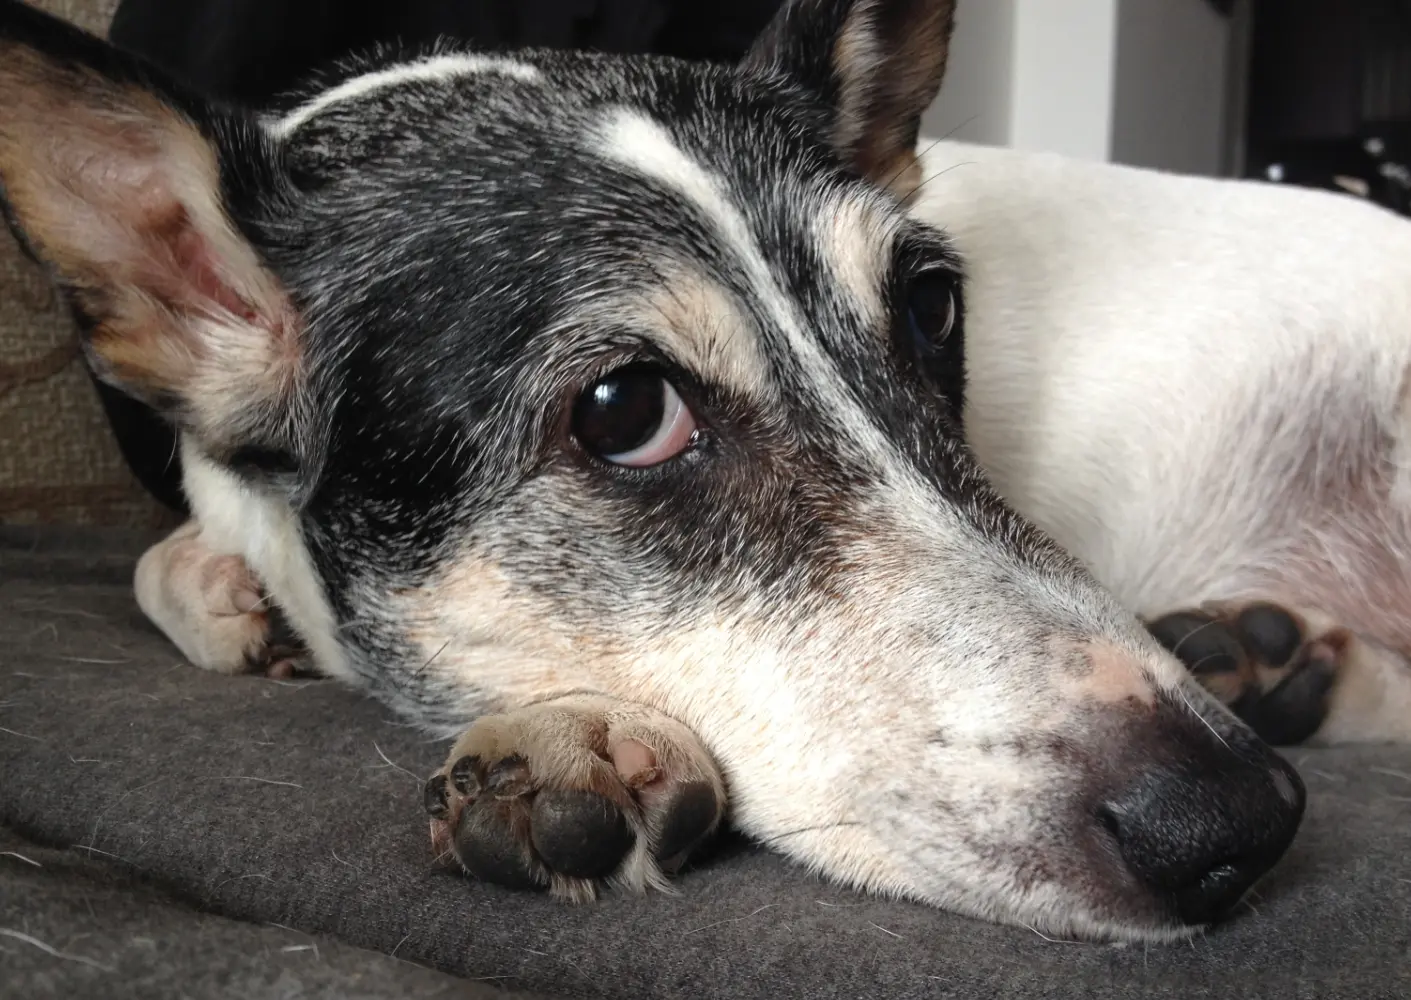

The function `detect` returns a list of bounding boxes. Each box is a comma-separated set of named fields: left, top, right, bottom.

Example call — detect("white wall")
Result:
left=922, top=0, right=1233, bottom=176
left=1010, top=0, right=1120, bottom=161
left=1112, top=0, right=1231, bottom=175
left=921, top=0, right=1017, bottom=147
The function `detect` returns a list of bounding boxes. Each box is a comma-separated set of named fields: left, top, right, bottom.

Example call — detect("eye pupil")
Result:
left=574, top=369, right=667, bottom=457
left=906, top=271, right=957, bottom=351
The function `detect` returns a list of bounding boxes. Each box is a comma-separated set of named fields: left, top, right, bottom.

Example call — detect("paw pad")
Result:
left=1148, top=603, right=1340, bottom=746
left=531, top=789, right=635, bottom=878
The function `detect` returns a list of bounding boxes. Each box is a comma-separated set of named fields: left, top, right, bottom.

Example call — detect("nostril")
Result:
left=1172, top=855, right=1255, bottom=926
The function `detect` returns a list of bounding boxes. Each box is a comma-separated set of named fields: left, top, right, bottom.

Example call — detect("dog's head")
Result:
left=0, top=0, right=1303, bottom=941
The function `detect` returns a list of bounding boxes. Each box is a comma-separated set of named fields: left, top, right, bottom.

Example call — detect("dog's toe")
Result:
left=651, top=781, right=723, bottom=869
left=609, top=737, right=721, bottom=869
left=1231, top=635, right=1341, bottom=746
left=135, top=523, right=310, bottom=678
left=1233, top=603, right=1304, bottom=667
left=424, top=773, right=452, bottom=819
left=1147, top=610, right=1243, bottom=677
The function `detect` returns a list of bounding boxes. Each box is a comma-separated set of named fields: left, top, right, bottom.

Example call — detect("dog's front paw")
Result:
left=1148, top=602, right=1342, bottom=746
left=134, top=521, right=304, bottom=677
left=424, top=696, right=725, bottom=901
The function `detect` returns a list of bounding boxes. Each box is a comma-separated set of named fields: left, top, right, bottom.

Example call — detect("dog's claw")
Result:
left=485, top=754, right=534, bottom=798
left=449, top=755, right=483, bottom=796
left=424, top=774, right=451, bottom=819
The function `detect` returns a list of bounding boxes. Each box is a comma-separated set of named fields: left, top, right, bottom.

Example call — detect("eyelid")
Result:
left=893, top=222, right=962, bottom=271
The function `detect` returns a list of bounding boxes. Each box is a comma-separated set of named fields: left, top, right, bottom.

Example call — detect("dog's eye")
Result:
left=905, top=270, right=957, bottom=352
left=573, top=366, right=698, bottom=467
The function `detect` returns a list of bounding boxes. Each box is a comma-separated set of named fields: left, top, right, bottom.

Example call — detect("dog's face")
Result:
left=0, top=0, right=1303, bottom=940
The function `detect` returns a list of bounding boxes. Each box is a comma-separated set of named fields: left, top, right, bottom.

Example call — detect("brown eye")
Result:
left=906, top=269, right=957, bottom=353
left=573, top=366, right=698, bottom=467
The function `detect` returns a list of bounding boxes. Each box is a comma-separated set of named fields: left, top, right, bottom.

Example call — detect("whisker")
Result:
left=413, top=640, right=451, bottom=679
left=938, top=113, right=981, bottom=142
left=1167, top=618, right=1222, bottom=660
left=1176, top=687, right=1231, bottom=752
left=903, top=160, right=979, bottom=202
left=371, top=741, right=422, bottom=784
left=881, top=116, right=981, bottom=193
left=755, top=821, right=863, bottom=847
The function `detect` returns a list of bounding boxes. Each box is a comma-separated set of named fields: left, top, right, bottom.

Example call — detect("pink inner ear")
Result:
left=169, top=222, right=259, bottom=323
left=54, top=122, right=264, bottom=328
left=1, top=51, right=299, bottom=414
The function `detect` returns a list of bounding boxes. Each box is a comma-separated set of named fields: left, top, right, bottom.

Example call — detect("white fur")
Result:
left=270, top=54, right=542, bottom=138
left=178, top=436, right=351, bottom=682
left=912, top=140, right=1411, bottom=609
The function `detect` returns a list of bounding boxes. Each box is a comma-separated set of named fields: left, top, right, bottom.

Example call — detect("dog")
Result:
left=3, top=0, right=1408, bottom=944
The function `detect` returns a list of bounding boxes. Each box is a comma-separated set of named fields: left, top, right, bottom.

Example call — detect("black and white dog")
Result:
left=2, top=0, right=1408, bottom=944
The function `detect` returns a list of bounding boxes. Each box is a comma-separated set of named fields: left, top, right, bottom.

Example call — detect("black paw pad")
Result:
left=450, top=755, right=484, bottom=797
left=456, top=800, right=546, bottom=891
left=1233, top=648, right=1337, bottom=747
left=1147, top=611, right=1243, bottom=675
left=654, top=782, right=721, bottom=869
left=1234, top=604, right=1303, bottom=667
left=423, top=774, right=450, bottom=819
left=530, top=789, right=634, bottom=879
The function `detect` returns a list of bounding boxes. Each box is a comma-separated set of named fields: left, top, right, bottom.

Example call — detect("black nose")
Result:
left=1098, top=733, right=1305, bottom=925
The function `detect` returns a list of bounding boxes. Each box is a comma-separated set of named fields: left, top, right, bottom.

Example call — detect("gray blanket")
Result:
left=2, top=528, right=1409, bottom=999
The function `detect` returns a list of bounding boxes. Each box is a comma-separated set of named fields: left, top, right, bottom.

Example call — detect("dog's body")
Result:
left=2, top=0, right=1403, bottom=946
left=918, top=139, right=1411, bottom=747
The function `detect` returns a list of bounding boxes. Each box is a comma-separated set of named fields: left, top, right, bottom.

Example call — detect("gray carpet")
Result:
left=0, top=827, right=540, bottom=999
left=1, top=527, right=1409, bottom=999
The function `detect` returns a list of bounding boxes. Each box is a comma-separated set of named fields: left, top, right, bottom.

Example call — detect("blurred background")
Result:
left=924, top=0, right=1411, bottom=216
left=103, top=0, right=1411, bottom=216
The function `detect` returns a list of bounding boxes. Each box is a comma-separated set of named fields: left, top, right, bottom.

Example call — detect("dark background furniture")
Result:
left=1244, top=0, right=1411, bottom=215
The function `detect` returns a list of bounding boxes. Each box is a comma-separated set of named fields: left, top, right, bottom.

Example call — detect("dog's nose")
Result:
left=1097, top=722, right=1305, bottom=926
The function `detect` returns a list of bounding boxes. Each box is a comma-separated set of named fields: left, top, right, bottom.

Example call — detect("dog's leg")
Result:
left=424, top=694, right=726, bottom=901
left=133, top=521, right=304, bottom=677
left=1147, top=603, right=1411, bottom=745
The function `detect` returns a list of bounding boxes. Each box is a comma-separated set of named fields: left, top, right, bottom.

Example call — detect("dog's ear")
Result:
left=742, top=0, right=955, bottom=196
left=0, top=0, right=298, bottom=447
